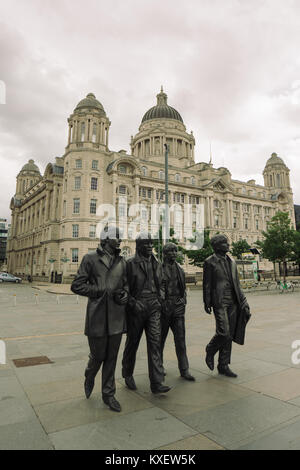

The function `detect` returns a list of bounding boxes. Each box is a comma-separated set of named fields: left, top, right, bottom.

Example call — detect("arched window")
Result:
left=141, top=166, right=148, bottom=177
left=119, top=165, right=126, bottom=174
left=175, top=173, right=181, bottom=183
left=191, top=176, right=196, bottom=185
left=159, top=170, right=164, bottom=180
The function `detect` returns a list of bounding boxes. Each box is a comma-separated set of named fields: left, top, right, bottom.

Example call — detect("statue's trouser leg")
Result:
left=170, top=311, right=189, bottom=374
left=206, top=300, right=238, bottom=366
left=144, top=299, right=164, bottom=386
left=121, top=314, right=144, bottom=379
left=160, top=314, right=170, bottom=365
left=88, top=334, right=122, bottom=397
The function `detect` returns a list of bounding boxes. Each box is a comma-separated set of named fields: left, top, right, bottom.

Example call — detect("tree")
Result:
left=230, top=239, right=251, bottom=260
left=256, top=211, right=295, bottom=282
left=152, top=226, right=185, bottom=264
left=291, top=230, right=300, bottom=273
left=184, top=229, right=214, bottom=267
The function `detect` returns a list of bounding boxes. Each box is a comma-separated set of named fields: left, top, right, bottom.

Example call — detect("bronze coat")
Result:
left=71, top=248, right=128, bottom=337
left=126, top=253, right=165, bottom=303
left=202, top=253, right=250, bottom=345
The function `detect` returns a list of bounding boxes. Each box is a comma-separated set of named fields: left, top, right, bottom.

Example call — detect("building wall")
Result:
left=7, top=93, right=296, bottom=279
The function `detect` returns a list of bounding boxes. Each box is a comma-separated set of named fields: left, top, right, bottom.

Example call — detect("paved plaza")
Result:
left=1, top=282, right=300, bottom=450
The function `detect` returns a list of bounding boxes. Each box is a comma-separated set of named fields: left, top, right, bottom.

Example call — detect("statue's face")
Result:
left=215, top=238, right=229, bottom=255
left=104, top=229, right=122, bottom=253
left=138, top=239, right=153, bottom=258
left=106, top=236, right=121, bottom=252
left=164, top=246, right=177, bottom=263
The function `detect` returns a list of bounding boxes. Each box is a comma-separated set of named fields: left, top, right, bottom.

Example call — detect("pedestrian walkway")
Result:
left=1, top=284, right=300, bottom=450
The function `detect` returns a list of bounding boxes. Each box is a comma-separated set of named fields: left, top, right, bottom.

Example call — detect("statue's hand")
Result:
left=204, top=304, right=212, bottom=314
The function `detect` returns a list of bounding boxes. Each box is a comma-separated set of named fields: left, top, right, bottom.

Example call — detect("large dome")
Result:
left=74, top=93, right=105, bottom=113
left=141, top=88, right=183, bottom=123
left=20, top=159, right=41, bottom=174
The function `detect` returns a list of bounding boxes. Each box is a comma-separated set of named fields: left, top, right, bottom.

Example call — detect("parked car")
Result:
left=0, top=273, right=22, bottom=283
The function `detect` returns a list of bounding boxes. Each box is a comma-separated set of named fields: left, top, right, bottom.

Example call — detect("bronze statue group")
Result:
left=71, top=229, right=251, bottom=412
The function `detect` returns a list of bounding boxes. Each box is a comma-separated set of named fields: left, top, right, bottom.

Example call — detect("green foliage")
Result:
left=184, top=229, right=214, bottom=267
left=256, top=211, right=296, bottom=280
left=291, top=230, right=300, bottom=266
left=230, top=239, right=251, bottom=260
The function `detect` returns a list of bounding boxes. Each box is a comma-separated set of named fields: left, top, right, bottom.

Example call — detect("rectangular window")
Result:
left=91, top=177, right=98, bottom=190
left=90, top=199, right=97, bottom=214
left=74, top=176, right=81, bottom=190
left=141, top=209, right=148, bottom=221
left=214, top=215, right=219, bottom=227
left=71, top=248, right=79, bottom=263
left=92, top=160, right=98, bottom=170
left=181, top=194, right=185, bottom=203
left=256, top=219, right=259, bottom=230
left=89, top=225, right=96, bottom=238
left=119, top=204, right=126, bottom=217
left=244, top=218, right=248, bottom=229
left=73, top=198, right=80, bottom=214
left=72, top=224, right=79, bottom=238
left=233, top=217, right=237, bottom=228
left=119, top=185, right=126, bottom=195
left=75, top=159, right=82, bottom=169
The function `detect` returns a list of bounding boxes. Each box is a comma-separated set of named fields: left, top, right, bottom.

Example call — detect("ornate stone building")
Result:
left=7, top=89, right=296, bottom=280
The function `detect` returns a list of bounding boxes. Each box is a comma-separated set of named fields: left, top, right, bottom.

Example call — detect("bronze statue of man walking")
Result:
left=203, top=234, right=251, bottom=377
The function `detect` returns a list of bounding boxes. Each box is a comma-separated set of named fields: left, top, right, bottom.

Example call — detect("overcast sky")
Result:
left=1, top=0, right=300, bottom=222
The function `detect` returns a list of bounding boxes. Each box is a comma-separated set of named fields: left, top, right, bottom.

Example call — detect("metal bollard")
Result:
left=34, top=293, right=39, bottom=304
left=56, top=295, right=60, bottom=304
left=76, top=295, right=79, bottom=304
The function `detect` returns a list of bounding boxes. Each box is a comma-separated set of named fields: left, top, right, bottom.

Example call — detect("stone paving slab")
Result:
left=156, top=434, right=224, bottom=450
left=34, top=387, right=153, bottom=433
left=180, top=394, right=300, bottom=449
left=49, top=407, right=198, bottom=450
left=236, top=416, right=300, bottom=450
left=240, top=368, right=300, bottom=401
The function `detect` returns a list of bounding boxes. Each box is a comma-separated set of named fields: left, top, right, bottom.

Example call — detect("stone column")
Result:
left=239, top=202, right=243, bottom=232
left=210, top=197, right=214, bottom=228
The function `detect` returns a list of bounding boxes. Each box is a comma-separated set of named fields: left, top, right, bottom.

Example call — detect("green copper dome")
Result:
left=142, top=88, right=183, bottom=123
left=74, top=93, right=105, bottom=114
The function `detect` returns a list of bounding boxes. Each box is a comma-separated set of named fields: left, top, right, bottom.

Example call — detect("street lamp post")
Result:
left=164, top=143, right=169, bottom=245
left=60, top=255, right=70, bottom=284
left=48, top=257, right=56, bottom=283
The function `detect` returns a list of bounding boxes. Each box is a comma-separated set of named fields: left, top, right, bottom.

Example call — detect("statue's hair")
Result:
left=135, top=232, right=153, bottom=245
left=100, top=226, right=120, bottom=247
left=162, top=242, right=177, bottom=254
left=210, top=234, right=228, bottom=250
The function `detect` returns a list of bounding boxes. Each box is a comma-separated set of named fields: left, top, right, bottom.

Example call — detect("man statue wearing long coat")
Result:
left=203, top=234, right=251, bottom=377
left=71, top=227, right=128, bottom=412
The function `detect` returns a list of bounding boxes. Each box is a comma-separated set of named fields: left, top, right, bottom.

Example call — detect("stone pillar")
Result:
left=68, top=124, right=72, bottom=144
left=239, top=202, right=243, bottom=231
left=105, top=126, right=108, bottom=148
left=210, top=197, right=214, bottom=228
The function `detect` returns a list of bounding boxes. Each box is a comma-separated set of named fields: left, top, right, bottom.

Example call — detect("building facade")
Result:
left=0, top=218, right=10, bottom=267
left=7, top=89, right=296, bottom=280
